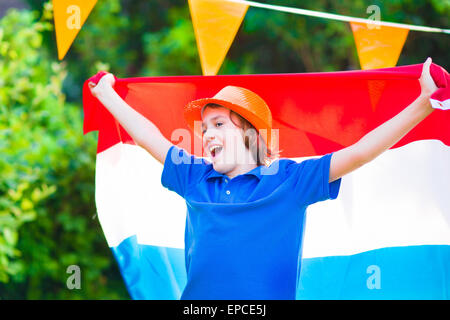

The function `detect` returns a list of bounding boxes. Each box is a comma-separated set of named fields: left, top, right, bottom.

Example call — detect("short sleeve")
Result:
left=161, top=145, right=209, bottom=198
left=287, top=153, right=341, bottom=206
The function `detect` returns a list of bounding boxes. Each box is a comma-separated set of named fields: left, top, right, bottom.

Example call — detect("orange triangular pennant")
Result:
left=53, top=0, right=97, bottom=60
left=350, top=21, right=409, bottom=70
left=188, top=0, right=249, bottom=75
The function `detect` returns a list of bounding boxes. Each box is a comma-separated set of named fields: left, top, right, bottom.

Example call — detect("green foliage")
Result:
left=142, top=6, right=201, bottom=76
left=0, top=8, right=128, bottom=299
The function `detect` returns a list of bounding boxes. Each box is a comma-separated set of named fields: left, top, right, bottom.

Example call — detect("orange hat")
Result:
left=184, top=85, right=274, bottom=151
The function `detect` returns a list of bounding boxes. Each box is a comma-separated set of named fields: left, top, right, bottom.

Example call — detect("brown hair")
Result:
left=203, top=103, right=277, bottom=166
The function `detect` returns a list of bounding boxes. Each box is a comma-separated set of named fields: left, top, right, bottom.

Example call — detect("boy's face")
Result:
left=201, top=106, right=254, bottom=176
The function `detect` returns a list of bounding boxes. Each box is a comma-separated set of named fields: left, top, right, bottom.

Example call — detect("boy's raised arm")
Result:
left=329, top=57, right=439, bottom=183
left=88, top=73, right=173, bottom=165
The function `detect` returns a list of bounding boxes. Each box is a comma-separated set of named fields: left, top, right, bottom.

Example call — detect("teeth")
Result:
left=209, top=145, right=221, bottom=153
left=209, top=145, right=222, bottom=156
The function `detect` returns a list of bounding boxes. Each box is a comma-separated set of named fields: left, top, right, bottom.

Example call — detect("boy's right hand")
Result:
left=86, top=71, right=172, bottom=165
left=88, top=72, right=116, bottom=98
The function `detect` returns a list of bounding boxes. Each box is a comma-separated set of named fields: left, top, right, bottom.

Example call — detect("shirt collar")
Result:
left=206, top=166, right=262, bottom=181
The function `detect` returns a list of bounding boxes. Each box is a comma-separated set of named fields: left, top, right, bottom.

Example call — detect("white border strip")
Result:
left=430, top=98, right=450, bottom=110
left=226, top=0, right=450, bottom=34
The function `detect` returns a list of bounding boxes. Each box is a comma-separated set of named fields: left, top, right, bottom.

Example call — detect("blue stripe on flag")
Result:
left=111, top=235, right=186, bottom=300
left=111, top=237, right=449, bottom=300
left=297, top=245, right=450, bottom=300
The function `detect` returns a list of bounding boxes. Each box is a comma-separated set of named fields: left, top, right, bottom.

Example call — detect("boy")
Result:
left=88, top=58, right=438, bottom=299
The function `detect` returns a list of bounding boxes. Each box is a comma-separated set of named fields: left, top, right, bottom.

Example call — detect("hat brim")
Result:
left=184, top=97, right=273, bottom=150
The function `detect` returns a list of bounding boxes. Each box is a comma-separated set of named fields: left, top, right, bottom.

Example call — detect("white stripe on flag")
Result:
left=302, top=139, right=450, bottom=258
left=95, top=139, right=450, bottom=258
left=95, top=142, right=186, bottom=248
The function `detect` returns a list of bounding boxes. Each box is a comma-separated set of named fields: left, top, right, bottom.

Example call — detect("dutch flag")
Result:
left=83, top=63, right=450, bottom=299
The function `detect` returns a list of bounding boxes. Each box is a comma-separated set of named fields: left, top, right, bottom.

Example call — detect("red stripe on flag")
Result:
left=83, top=63, right=450, bottom=157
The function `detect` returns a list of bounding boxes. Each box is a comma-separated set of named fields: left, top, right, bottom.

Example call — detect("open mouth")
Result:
left=209, top=145, right=223, bottom=158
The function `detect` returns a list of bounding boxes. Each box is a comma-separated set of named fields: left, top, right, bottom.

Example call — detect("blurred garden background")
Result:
left=0, top=0, right=448, bottom=299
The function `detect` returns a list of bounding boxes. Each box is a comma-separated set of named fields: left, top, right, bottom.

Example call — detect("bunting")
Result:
left=52, top=0, right=97, bottom=60
left=50, top=0, right=448, bottom=67
left=350, top=22, right=409, bottom=70
left=188, top=0, right=249, bottom=75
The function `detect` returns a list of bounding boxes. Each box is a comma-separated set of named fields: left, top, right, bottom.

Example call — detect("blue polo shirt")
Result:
left=161, top=146, right=341, bottom=300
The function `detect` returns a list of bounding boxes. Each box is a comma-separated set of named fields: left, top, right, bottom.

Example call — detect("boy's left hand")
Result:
left=419, top=57, right=438, bottom=98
